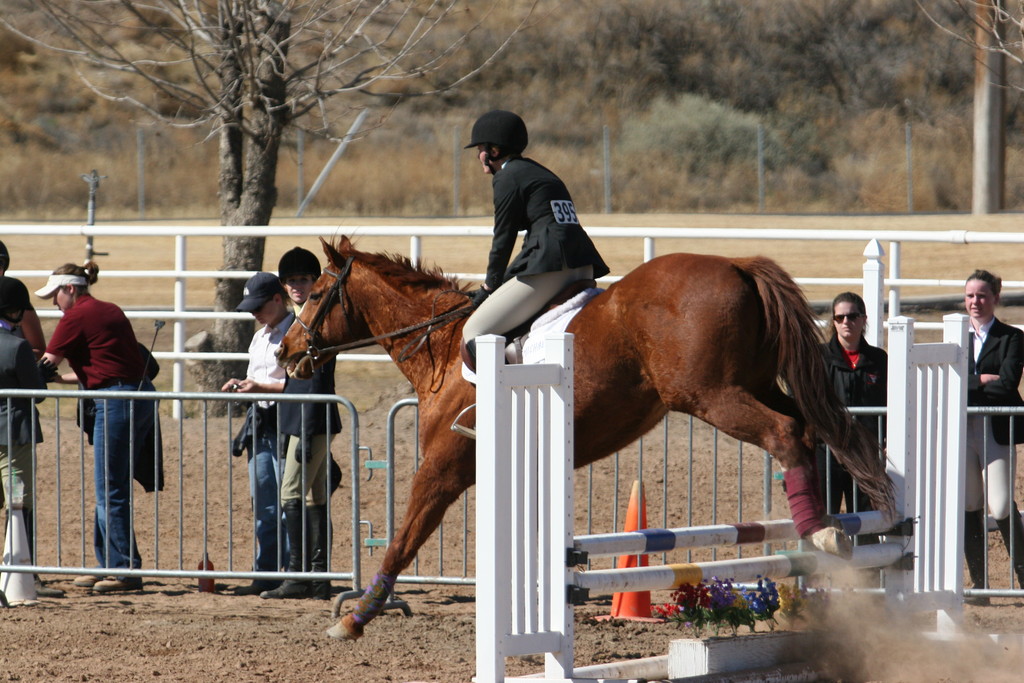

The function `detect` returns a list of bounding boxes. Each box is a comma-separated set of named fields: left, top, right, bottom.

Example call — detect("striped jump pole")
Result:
left=574, top=511, right=892, bottom=559
left=575, top=543, right=906, bottom=595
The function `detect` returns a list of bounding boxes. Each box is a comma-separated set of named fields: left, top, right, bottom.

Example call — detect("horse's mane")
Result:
left=332, top=238, right=464, bottom=292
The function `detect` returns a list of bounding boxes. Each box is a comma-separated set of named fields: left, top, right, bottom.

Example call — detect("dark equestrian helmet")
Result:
left=278, top=246, right=321, bottom=280
left=465, top=110, right=528, bottom=155
left=0, top=276, right=30, bottom=322
left=0, top=240, right=9, bottom=272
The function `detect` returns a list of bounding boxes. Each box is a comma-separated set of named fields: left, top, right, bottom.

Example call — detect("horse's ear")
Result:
left=321, top=236, right=345, bottom=266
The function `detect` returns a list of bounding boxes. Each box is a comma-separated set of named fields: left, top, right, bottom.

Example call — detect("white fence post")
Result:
left=884, top=314, right=967, bottom=630
left=475, top=334, right=575, bottom=683
left=862, top=239, right=885, bottom=348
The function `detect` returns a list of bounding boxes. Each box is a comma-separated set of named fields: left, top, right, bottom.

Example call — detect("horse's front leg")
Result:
left=327, top=442, right=474, bottom=640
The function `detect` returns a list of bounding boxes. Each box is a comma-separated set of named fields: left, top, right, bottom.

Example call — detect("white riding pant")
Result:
left=965, top=415, right=1017, bottom=520
left=463, top=264, right=593, bottom=343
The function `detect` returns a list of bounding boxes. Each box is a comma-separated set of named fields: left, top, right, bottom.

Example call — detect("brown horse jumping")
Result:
left=277, top=236, right=893, bottom=641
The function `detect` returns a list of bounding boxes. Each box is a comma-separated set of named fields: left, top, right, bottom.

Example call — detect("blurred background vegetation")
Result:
left=0, top=0, right=1020, bottom=221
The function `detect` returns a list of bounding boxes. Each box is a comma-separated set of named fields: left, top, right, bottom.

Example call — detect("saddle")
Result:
left=460, top=278, right=598, bottom=371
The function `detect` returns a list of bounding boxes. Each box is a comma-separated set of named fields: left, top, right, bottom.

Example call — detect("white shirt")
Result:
left=246, top=312, right=294, bottom=407
left=971, top=317, right=995, bottom=368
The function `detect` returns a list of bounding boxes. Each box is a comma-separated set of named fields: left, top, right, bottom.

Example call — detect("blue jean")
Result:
left=248, top=433, right=287, bottom=576
left=93, top=381, right=155, bottom=577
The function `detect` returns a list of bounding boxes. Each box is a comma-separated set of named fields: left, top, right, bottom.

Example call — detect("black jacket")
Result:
left=279, top=356, right=342, bottom=439
left=821, top=336, right=888, bottom=440
left=968, top=317, right=1024, bottom=445
left=485, top=157, right=609, bottom=291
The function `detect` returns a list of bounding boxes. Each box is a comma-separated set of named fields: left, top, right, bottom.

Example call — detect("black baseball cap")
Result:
left=236, top=272, right=286, bottom=312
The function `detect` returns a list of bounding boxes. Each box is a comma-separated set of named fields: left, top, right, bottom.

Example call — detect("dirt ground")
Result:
left=3, top=213, right=1024, bottom=682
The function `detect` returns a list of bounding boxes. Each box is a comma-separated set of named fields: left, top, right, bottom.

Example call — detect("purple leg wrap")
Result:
left=350, top=572, right=396, bottom=626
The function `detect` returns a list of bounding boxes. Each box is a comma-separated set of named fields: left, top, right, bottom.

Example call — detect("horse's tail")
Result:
left=736, top=256, right=895, bottom=518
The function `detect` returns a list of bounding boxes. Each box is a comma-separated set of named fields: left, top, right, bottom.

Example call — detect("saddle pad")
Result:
left=461, top=287, right=604, bottom=384
left=520, top=287, right=603, bottom=364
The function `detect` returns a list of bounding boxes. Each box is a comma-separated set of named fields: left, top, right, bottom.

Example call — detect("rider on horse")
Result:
left=461, top=110, right=609, bottom=370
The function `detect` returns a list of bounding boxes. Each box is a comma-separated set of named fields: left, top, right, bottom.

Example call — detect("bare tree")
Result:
left=917, top=1, right=1022, bottom=212
left=919, top=1, right=1024, bottom=66
left=2, top=0, right=531, bottom=392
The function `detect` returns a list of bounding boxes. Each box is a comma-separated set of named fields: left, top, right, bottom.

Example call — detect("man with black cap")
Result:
left=221, top=272, right=294, bottom=595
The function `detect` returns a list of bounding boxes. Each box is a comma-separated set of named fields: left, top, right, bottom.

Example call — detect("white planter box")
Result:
left=668, top=631, right=808, bottom=677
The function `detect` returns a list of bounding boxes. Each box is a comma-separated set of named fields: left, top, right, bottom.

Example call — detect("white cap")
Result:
left=34, top=274, right=88, bottom=298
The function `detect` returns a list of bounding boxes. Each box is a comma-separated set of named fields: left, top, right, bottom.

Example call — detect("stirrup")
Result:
left=450, top=403, right=476, bottom=440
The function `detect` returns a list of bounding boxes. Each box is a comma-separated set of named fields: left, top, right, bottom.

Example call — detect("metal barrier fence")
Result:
left=3, top=387, right=1022, bottom=602
left=381, top=398, right=1024, bottom=604
left=0, top=389, right=364, bottom=597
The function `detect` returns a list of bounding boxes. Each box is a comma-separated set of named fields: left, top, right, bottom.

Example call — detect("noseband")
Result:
left=293, top=255, right=472, bottom=364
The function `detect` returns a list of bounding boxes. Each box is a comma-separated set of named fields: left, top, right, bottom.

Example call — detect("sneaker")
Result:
left=73, top=575, right=102, bottom=588
left=92, top=577, right=143, bottom=593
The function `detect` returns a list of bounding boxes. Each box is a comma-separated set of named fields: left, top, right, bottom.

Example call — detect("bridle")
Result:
left=293, top=255, right=473, bottom=364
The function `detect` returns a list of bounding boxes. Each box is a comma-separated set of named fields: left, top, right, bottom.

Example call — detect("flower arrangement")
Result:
left=653, top=576, right=787, bottom=638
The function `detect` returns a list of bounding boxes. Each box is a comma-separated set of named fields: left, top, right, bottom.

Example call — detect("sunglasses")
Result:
left=833, top=312, right=863, bottom=322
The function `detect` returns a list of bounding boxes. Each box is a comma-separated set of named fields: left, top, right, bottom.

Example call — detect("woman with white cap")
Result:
left=35, top=261, right=155, bottom=594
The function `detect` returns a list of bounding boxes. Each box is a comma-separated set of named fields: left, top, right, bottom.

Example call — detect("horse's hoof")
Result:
left=809, top=526, right=853, bottom=560
left=326, top=615, right=364, bottom=641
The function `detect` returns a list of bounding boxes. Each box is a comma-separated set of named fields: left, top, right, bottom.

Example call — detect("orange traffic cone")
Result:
left=597, top=480, right=662, bottom=622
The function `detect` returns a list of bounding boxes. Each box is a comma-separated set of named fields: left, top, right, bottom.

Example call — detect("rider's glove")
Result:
left=37, top=358, right=58, bottom=383
left=469, top=287, right=491, bottom=307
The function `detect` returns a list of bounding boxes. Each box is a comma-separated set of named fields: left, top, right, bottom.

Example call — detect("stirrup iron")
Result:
left=450, top=403, right=476, bottom=440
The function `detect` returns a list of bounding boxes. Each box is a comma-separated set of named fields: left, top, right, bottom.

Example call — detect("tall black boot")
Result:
left=307, top=505, right=331, bottom=600
left=21, top=510, right=65, bottom=598
left=963, top=509, right=989, bottom=605
left=995, top=503, right=1024, bottom=589
left=260, top=500, right=311, bottom=599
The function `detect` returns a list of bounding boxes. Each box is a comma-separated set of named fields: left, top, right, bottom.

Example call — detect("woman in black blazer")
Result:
left=461, top=110, right=609, bottom=368
left=963, top=269, right=1024, bottom=603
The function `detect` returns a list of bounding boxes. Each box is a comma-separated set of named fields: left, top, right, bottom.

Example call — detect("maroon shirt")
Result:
left=46, top=294, right=144, bottom=389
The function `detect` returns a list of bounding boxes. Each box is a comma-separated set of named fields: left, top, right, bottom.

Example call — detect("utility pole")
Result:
left=972, top=0, right=1006, bottom=214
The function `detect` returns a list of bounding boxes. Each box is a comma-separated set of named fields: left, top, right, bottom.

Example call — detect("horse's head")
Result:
left=278, top=236, right=370, bottom=379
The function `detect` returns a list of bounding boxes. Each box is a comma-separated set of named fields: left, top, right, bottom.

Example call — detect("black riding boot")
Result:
left=995, top=503, right=1024, bottom=589
left=307, top=505, right=331, bottom=600
left=21, top=510, right=65, bottom=598
left=963, top=509, right=989, bottom=605
left=260, top=500, right=311, bottom=599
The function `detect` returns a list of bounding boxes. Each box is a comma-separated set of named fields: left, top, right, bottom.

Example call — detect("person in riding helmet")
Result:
left=461, top=110, right=609, bottom=368
left=261, top=247, right=342, bottom=600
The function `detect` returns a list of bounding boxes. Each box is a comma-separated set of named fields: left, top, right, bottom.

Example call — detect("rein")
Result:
left=295, top=255, right=472, bottom=362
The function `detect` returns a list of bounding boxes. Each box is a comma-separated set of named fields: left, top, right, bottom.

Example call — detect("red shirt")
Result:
left=46, top=294, right=144, bottom=389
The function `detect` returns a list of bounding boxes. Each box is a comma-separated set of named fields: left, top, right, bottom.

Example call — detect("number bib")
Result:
left=550, top=200, right=579, bottom=225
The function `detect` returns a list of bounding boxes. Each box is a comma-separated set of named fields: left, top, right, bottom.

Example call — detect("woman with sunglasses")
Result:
left=962, top=269, right=1024, bottom=604
left=817, top=292, right=887, bottom=531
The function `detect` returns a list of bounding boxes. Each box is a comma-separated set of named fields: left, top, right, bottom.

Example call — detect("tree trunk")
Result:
left=185, top=3, right=292, bottom=411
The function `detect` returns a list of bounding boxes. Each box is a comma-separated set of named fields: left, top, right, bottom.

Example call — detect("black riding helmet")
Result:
left=278, top=246, right=321, bottom=280
left=465, top=110, right=528, bottom=155
left=0, top=276, right=29, bottom=323
left=0, top=241, right=9, bottom=272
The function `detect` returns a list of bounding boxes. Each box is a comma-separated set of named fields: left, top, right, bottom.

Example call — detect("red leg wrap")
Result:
left=783, top=465, right=826, bottom=537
